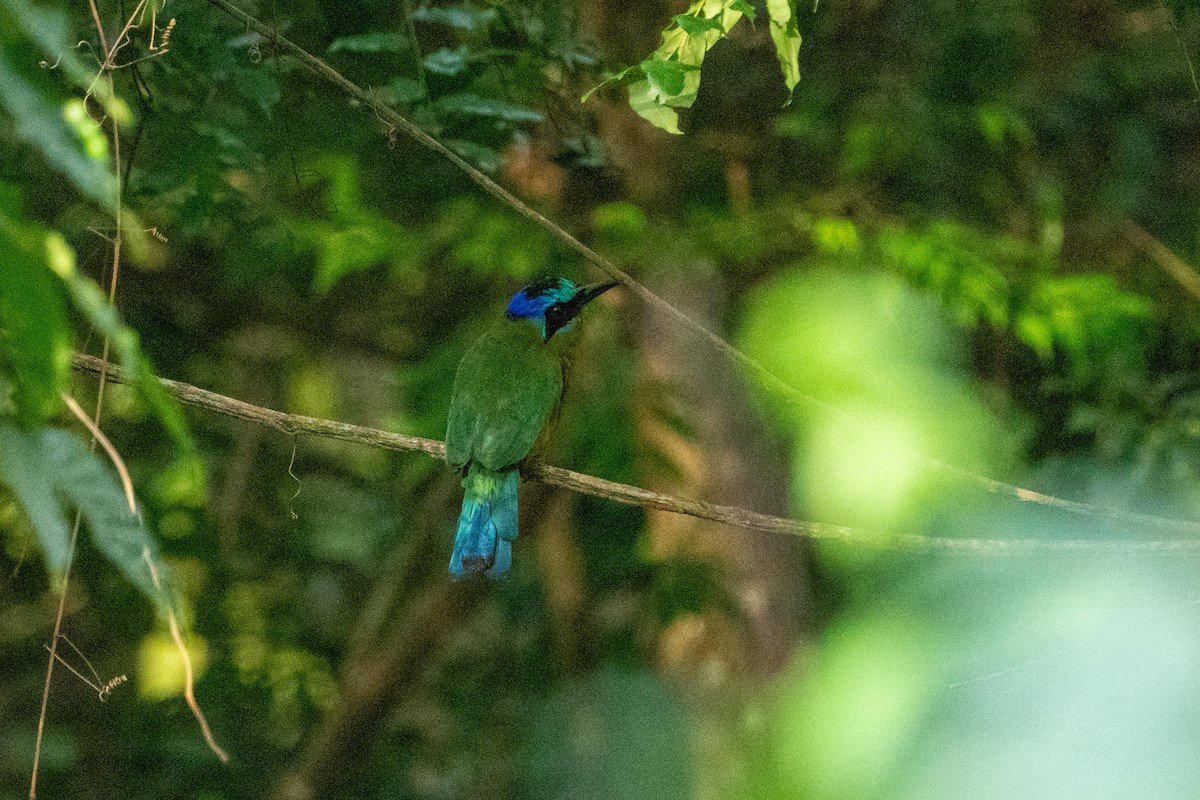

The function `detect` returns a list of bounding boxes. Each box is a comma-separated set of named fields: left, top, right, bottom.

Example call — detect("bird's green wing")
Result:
left=445, top=326, right=563, bottom=471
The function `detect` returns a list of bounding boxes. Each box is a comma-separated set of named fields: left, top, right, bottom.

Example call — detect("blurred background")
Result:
left=5, top=0, right=1200, bottom=798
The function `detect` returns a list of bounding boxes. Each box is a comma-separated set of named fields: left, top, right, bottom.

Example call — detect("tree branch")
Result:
left=197, top=0, right=1200, bottom=546
left=1124, top=221, right=1200, bottom=302
left=72, top=353, right=1200, bottom=552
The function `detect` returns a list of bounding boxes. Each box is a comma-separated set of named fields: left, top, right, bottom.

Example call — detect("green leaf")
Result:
left=581, top=64, right=640, bottom=103
left=730, top=0, right=757, bottom=22
left=411, top=3, right=498, bottom=32
left=0, top=424, right=71, bottom=572
left=435, top=93, right=544, bottom=124
left=766, top=0, right=802, bottom=99
left=57, top=264, right=195, bottom=457
left=641, top=58, right=688, bottom=99
left=424, top=45, right=470, bottom=76
left=628, top=80, right=683, bottom=134
left=446, top=139, right=504, bottom=172
left=606, top=0, right=747, bottom=132
left=0, top=35, right=116, bottom=210
left=377, top=77, right=427, bottom=105
left=0, top=423, right=175, bottom=617
left=328, top=32, right=410, bottom=53
left=673, top=13, right=724, bottom=37
left=312, top=224, right=394, bottom=293
left=0, top=214, right=72, bottom=422
left=1015, top=312, right=1055, bottom=358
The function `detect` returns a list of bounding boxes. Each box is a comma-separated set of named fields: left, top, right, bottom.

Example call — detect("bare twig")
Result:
left=1124, top=220, right=1200, bottom=302
left=61, top=392, right=136, bottom=513
left=43, top=636, right=128, bottom=701
left=29, top=517, right=79, bottom=800
left=145, top=549, right=229, bottom=763
left=72, top=353, right=1200, bottom=551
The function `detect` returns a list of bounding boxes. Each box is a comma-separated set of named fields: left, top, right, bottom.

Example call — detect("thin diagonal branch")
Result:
left=72, top=353, right=1200, bottom=552
left=1124, top=220, right=1200, bottom=302
left=200, top=0, right=826, bottom=434
left=199, top=0, right=1165, bottom=535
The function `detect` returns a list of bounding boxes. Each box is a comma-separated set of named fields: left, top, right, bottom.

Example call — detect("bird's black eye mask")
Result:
left=543, top=302, right=574, bottom=340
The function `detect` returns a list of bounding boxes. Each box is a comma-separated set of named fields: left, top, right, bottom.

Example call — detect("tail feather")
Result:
left=449, top=467, right=519, bottom=579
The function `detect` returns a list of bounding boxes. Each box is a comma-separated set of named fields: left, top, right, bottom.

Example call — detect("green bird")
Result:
left=445, top=277, right=618, bottom=578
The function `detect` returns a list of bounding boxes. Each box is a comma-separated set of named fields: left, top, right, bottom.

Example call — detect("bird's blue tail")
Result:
left=449, top=466, right=519, bottom=579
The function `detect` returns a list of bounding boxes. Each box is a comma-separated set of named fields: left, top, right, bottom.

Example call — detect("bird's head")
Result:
left=506, top=277, right=619, bottom=341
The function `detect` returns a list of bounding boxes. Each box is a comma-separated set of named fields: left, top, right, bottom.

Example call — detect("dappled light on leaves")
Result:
left=752, top=494, right=1200, bottom=800
left=761, top=616, right=935, bottom=799
left=138, top=631, right=209, bottom=700
left=741, top=269, right=1004, bottom=531
left=806, top=407, right=923, bottom=531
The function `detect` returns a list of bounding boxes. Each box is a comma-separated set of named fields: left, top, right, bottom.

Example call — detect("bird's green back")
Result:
left=445, top=321, right=565, bottom=472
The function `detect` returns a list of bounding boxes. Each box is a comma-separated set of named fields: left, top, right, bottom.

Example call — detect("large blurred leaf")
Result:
left=0, top=5, right=118, bottom=209
left=0, top=211, right=72, bottom=422
left=51, top=238, right=196, bottom=457
left=756, top=511, right=1200, bottom=800
left=0, top=422, right=175, bottom=617
left=739, top=269, right=1004, bottom=530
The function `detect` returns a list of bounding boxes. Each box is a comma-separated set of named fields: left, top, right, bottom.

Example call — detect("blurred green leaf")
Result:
left=294, top=153, right=424, bottom=291
left=0, top=31, right=116, bottom=209
left=0, top=422, right=175, bottom=617
left=763, top=615, right=937, bottom=799
left=329, top=32, right=410, bottom=53
left=411, top=2, right=498, bottom=32
left=435, top=92, right=544, bottom=124
left=377, top=76, right=427, bottom=104
left=58, top=265, right=195, bottom=456
left=424, top=45, right=470, bottom=76
left=446, top=138, right=504, bottom=172
left=0, top=213, right=72, bottom=422
left=593, top=201, right=648, bottom=240
left=0, top=423, right=71, bottom=572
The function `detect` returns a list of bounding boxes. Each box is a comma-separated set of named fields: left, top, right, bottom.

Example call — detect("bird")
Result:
left=445, top=277, right=619, bottom=579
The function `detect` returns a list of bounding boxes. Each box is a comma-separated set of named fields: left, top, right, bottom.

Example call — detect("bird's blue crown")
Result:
left=505, top=277, right=617, bottom=342
left=505, top=277, right=577, bottom=320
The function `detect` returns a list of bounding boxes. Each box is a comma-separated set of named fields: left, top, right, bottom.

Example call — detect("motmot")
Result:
left=445, top=277, right=618, bottom=578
